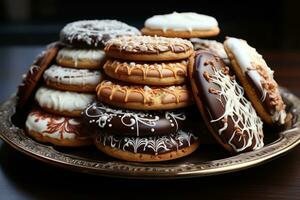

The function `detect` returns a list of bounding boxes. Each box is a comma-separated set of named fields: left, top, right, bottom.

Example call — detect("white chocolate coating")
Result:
left=56, top=48, right=106, bottom=67
left=224, top=37, right=286, bottom=124
left=35, top=87, right=95, bottom=112
left=43, top=65, right=102, bottom=86
left=26, top=110, right=82, bottom=140
left=145, top=12, right=218, bottom=32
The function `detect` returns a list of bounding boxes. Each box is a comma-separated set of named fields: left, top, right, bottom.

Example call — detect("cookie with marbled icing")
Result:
left=94, top=130, right=199, bottom=162
left=60, top=20, right=140, bottom=49
left=82, top=101, right=187, bottom=137
left=188, top=50, right=264, bottom=153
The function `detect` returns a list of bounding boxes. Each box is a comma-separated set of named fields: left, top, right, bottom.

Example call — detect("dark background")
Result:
left=0, top=0, right=300, bottom=51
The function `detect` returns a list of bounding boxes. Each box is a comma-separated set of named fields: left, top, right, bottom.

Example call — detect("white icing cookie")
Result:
left=145, top=12, right=218, bottom=32
left=26, top=109, right=83, bottom=140
left=43, top=64, right=102, bottom=86
left=35, top=86, right=95, bottom=114
left=56, top=47, right=106, bottom=68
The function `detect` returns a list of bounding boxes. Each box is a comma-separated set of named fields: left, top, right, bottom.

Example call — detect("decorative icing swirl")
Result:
left=96, top=130, right=198, bottom=155
left=105, top=35, right=193, bottom=54
left=83, top=102, right=187, bottom=137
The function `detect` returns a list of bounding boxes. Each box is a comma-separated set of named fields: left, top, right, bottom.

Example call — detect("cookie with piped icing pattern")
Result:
left=224, top=37, right=287, bottom=125
left=103, top=59, right=188, bottom=86
left=83, top=101, right=187, bottom=137
left=94, top=130, right=199, bottom=162
left=188, top=51, right=264, bottom=153
left=56, top=47, right=106, bottom=69
left=35, top=86, right=95, bottom=117
left=141, top=12, right=220, bottom=38
left=60, top=20, right=140, bottom=49
left=96, top=80, right=193, bottom=110
left=43, top=64, right=103, bottom=92
left=104, top=35, right=194, bottom=61
left=17, top=41, right=63, bottom=108
left=25, top=108, right=92, bottom=147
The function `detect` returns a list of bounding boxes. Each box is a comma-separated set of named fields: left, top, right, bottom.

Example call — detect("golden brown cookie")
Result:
left=25, top=108, right=92, bottom=147
left=103, top=59, right=188, bottom=86
left=141, top=12, right=220, bottom=38
left=104, top=35, right=194, bottom=61
left=94, top=130, right=199, bottom=162
left=224, top=37, right=287, bottom=125
left=43, top=64, right=103, bottom=92
left=17, top=41, right=63, bottom=108
left=96, top=80, right=193, bottom=110
left=56, top=47, right=106, bottom=69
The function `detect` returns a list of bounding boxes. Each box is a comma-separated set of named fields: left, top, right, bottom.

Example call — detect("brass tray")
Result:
left=0, top=88, right=300, bottom=179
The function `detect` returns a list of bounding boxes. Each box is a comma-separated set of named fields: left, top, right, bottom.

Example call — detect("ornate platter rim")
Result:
left=0, top=88, right=300, bottom=179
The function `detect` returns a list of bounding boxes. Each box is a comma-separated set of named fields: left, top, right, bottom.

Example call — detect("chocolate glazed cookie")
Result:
left=83, top=102, right=187, bottom=137
left=188, top=51, right=264, bottom=153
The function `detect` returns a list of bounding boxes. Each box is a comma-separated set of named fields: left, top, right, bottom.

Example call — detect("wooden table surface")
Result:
left=0, top=46, right=300, bottom=200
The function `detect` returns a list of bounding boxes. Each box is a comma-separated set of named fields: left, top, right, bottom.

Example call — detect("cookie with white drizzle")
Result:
left=94, top=130, right=199, bottom=162
left=60, top=20, right=141, bottom=49
left=188, top=51, right=264, bottom=153
left=43, top=64, right=103, bottom=92
left=26, top=108, right=92, bottom=147
left=82, top=102, right=187, bottom=137
left=17, top=41, right=64, bottom=108
left=224, top=37, right=287, bottom=125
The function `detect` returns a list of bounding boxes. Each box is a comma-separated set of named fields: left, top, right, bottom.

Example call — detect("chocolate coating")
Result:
left=95, top=130, right=198, bottom=155
left=82, top=102, right=187, bottom=137
left=191, top=51, right=264, bottom=153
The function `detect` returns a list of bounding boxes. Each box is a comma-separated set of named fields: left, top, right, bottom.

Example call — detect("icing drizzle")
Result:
left=96, top=130, right=198, bottom=155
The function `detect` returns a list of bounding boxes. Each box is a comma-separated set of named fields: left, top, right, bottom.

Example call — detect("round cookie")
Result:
left=141, top=12, right=219, bottom=38
left=104, top=35, right=194, bottom=61
left=94, top=130, right=199, bottom=162
left=35, top=86, right=95, bottom=117
left=43, top=64, right=103, bottom=92
left=224, top=37, right=287, bottom=125
left=83, top=101, right=187, bottom=137
left=190, top=38, right=230, bottom=64
left=60, top=20, right=140, bottom=49
left=17, top=41, right=63, bottom=108
left=188, top=51, right=264, bottom=153
left=103, top=59, right=188, bottom=85
left=56, top=47, right=106, bottom=69
left=96, top=80, right=193, bottom=110
left=26, top=109, right=92, bottom=147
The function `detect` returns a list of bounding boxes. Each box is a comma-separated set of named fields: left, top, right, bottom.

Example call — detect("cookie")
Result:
left=141, top=12, right=219, bottom=38
left=188, top=51, right=264, bottom=153
left=103, top=59, right=188, bottom=85
left=224, top=37, right=287, bottom=125
left=96, top=80, right=193, bottom=110
left=60, top=20, right=140, bottom=49
left=94, top=130, right=199, bottom=162
left=17, top=41, right=63, bottom=108
left=35, top=86, right=95, bottom=117
left=56, top=47, right=106, bottom=69
left=43, top=64, right=103, bottom=92
left=104, top=35, right=194, bottom=61
left=83, top=101, right=187, bottom=137
left=190, top=38, right=230, bottom=64
left=25, top=109, right=92, bottom=147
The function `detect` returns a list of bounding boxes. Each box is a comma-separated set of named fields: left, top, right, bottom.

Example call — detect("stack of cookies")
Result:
left=82, top=35, right=200, bottom=162
left=21, top=20, right=140, bottom=147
